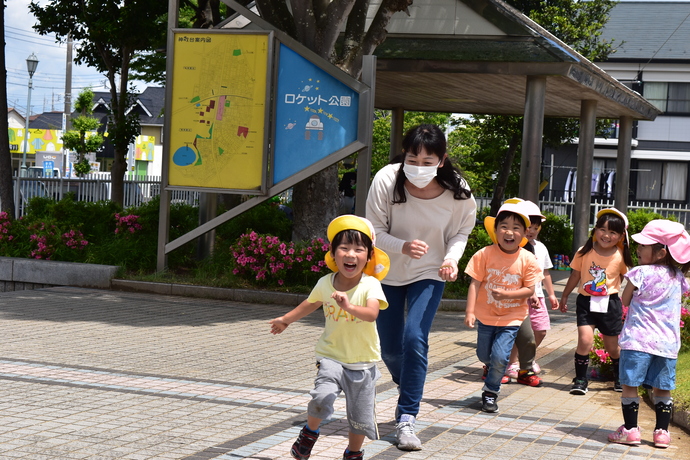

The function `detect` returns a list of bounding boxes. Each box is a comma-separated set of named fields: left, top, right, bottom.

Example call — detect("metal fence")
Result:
left=10, top=177, right=690, bottom=226
left=475, top=196, right=690, bottom=227
left=12, top=175, right=200, bottom=217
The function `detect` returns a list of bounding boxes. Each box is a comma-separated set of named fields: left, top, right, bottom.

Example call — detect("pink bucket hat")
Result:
left=631, top=219, right=690, bottom=264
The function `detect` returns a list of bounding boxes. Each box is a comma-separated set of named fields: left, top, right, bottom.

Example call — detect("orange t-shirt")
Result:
left=465, top=245, right=543, bottom=326
left=569, top=246, right=628, bottom=296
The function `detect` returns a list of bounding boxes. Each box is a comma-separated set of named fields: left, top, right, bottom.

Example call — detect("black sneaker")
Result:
left=481, top=391, right=499, bottom=413
left=569, top=378, right=588, bottom=395
left=614, top=378, right=622, bottom=392
left=343, top=449, right=364, bottom=460
left=291, top=426, right=319, bottom=460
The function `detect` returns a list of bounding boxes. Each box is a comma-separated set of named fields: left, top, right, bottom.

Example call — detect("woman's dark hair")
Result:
left=390, top=124, right=472, bottom=203
left=330, top=229, right=373, bottom=260
left=578, top=212, right=634, bottom=267
left=648, top=243, right=690, bottom=275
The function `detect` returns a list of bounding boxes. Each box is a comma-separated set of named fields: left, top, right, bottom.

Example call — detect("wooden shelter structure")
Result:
left=363, top=0, right=660, bottom=248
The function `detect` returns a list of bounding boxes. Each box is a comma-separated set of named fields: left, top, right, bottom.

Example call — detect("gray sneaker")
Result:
left=395, top=414, right=422, bottom=451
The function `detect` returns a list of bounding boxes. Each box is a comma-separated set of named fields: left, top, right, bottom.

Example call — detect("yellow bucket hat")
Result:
left=324, top=215, right=390, bottom=280
left=483, top=198, right=531, bottom=247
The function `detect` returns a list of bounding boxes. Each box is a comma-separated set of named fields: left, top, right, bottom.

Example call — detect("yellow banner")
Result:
left=135, top=135, right=155, bottom=161
left=8, top=128, right=63, bottom=153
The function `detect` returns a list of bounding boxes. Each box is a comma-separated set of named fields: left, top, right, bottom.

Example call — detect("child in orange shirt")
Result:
left=464, top=201, right=543, bottom=413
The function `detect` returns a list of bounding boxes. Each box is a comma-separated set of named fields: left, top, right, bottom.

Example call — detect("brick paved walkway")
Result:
left=0, top=286, right=686, bottom=459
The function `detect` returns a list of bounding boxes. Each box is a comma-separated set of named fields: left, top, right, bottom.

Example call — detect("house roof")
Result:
left=600, top=1, right=690, bottom=62
left=91, top=88, right=165, bottom=126
left=29, top=111, right=64, bottom=130
left=23, top=87, right=165, bottom=132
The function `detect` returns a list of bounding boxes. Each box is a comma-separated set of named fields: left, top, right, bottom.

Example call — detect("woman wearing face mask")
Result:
left=366, top=124, right=476, bottom=451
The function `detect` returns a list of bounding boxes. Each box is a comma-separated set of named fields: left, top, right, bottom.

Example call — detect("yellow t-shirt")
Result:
left=308, top=273, right=388, bottom=366
left=570, top=246, right=628, bottom=296
left=465, top=245, right=543, bottom=326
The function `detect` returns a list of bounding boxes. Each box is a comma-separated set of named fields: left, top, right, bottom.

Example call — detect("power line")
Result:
left=5, top=25, right=58, bottom=39
left=5, top=29, right=59, bottom=44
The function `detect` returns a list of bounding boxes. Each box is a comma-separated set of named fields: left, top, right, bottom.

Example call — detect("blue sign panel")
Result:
left=273, top=44, right=359, bottom=184
left=43, top=161, right=55, bottom=177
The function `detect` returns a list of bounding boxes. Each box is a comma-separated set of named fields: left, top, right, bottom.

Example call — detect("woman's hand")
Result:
left=438, top=259, right=458, bottom=281
left=402, top=239, right=429, bottom=259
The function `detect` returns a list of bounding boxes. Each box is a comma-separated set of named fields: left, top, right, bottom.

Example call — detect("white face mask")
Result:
left=403, top=161, right=441, bottom=188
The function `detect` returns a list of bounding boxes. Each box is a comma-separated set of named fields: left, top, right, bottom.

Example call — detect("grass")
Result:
left=674, top=351, right=690, bottom=411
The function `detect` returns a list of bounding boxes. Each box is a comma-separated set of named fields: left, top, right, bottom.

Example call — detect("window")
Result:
left=636, top=161, right=688, bottom=201
left=643, top=82, right=690, bottom=114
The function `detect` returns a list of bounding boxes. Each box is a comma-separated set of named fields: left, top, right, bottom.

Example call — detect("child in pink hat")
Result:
left=608, top=220, right=690, bottom=448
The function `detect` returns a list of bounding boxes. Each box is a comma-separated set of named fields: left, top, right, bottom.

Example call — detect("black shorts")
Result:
left=575, top=293, right=623, bottom=336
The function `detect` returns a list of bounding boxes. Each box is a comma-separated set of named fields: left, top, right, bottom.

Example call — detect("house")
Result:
left=90, top=86, right=164, bottom=176
left=6, top=87, right=164, bottom=177
left=7, top=108, right=24, bottom=129
left=541, top=0, right=690, bottom=206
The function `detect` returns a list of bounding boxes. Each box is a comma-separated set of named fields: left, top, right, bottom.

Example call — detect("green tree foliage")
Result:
left=454, top=0, right=618, bottom=211
left=29, top=0, right=168, bottom=205
left=61, top=88, right=103, bottom=177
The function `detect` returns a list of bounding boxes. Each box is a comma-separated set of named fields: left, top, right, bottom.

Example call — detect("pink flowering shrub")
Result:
left=28, top=222, right=59, bottom=260
left=62, top=229, right=89, bottom=251
left=680, top=292, right=690, bottom=353
left=0, top=212, right=15, bottom=248
left=25, top=221, right=90, bottom=261
left=114, top=213, right=143, bottom=237
left=589, top=331, right=615, bottom=380
left=230, top=231, right=329, bottom=287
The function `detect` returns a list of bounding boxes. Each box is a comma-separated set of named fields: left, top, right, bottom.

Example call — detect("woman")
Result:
left=366, top=124, right=476, bottom=450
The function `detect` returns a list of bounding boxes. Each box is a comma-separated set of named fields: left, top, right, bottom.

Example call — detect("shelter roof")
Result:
left=371, top=0, right=660, bottom=120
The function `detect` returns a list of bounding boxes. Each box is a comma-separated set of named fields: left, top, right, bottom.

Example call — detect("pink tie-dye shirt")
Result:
left=620, top=265, right=689, bottom=359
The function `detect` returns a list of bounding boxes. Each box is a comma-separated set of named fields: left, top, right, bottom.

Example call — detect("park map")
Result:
left=169, top=32, right=269, bottom=190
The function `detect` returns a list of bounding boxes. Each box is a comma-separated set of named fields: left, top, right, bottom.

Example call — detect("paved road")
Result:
left=0, top=283, right=687, bottom=459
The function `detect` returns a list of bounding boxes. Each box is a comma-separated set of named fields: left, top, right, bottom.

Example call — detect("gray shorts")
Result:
left=308, top=358, right=381, bottom=440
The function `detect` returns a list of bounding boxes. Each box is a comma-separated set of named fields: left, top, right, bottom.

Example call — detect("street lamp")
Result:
left=21, top=53, right=39, bottom=177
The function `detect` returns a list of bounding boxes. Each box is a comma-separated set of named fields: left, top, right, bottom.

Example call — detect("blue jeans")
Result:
left=378, top=280, right=445, bottom=420
left=476, top=321, right=519, bottom=394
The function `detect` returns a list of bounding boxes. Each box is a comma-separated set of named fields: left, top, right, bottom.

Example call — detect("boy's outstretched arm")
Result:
left=558, top=269, right=581, bottom=313
left=331, top=291, right=380, bottom=322
left=269, top=299, right=322, bottom=334
left=464, top=278, right=480, bottom=328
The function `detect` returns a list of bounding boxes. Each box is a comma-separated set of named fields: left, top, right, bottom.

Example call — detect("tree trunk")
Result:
left=291, top=164, right=340, bottom=241
left=489, top=131, right=520, bottom=216
left=0, top=10, right=15, bottom=217
left=111, top=151, right=127, bottom=207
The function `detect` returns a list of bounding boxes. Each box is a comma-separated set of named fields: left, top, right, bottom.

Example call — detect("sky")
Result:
left=5, top=0, right=147, bottom=119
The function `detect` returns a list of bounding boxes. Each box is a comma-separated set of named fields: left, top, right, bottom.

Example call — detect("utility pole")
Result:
left=62, top=34, right=73, bottom=177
